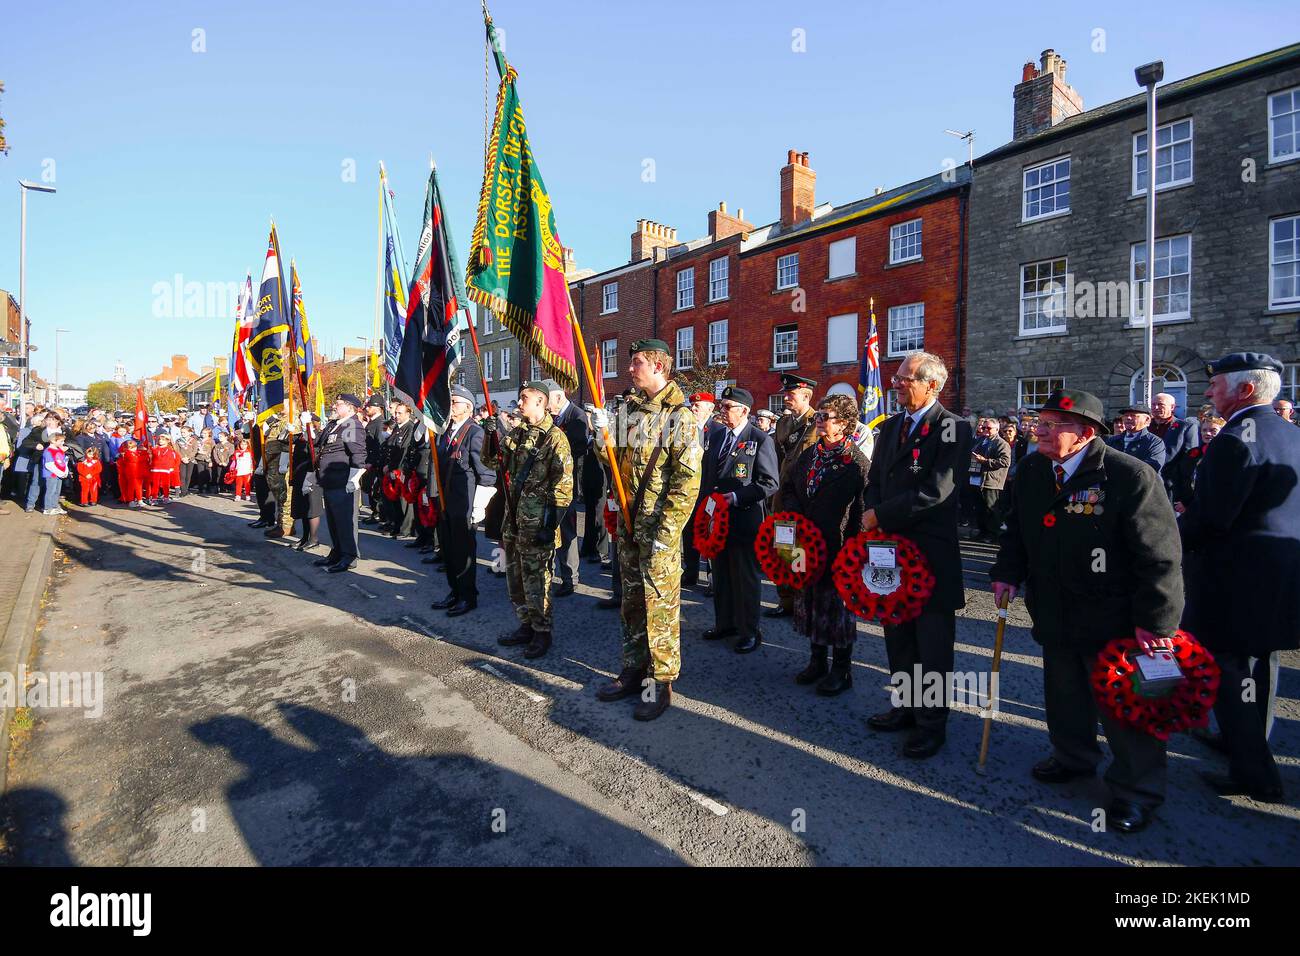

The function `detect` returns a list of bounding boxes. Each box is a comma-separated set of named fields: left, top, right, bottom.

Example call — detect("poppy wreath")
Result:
left=416, top=490, right=440, bottom=528
left=831, top=529, right=935, bottom=625
left=602, top=496, right=619, bottom=538
left=1090, top=630, right=1221, bottom=741
left=401, top=471, right=423, bottom=504
left=692, top=493, right=731, bottom=559
left=754, top=512, right=827, bottom=590
left=381, top=470, right=404, bottom=502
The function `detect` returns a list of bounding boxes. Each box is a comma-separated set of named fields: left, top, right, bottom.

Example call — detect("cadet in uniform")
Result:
left=481, top=381, right=574, bottom=659
left=768, top=373, right=819, bottom=618
left=308, top=393, right=369, bottom=573
left=992, top=389, right=1183, bottom=833
left=1181, top=353, right=1297, bottom=804
left=592, top=340, right=702, bottom=720
left=702, top=386, right=779, bottom=654
left=262, top=414, right=295, bottom=539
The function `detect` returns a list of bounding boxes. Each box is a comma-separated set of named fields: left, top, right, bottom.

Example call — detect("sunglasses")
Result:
left=813, top=412, right=838, bottom=423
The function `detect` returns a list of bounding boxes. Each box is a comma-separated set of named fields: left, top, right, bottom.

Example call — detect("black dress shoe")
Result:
left=763, top=605, right=793, bottom=619
left=420, top=556, right=439, bottom=564
left=314, top=556, right=338, bottom=567
left=701, top=627, right=734, bottom=641
left=418, top=544, right=435, bottom=554
left=430, top=594, right=458, bottom=610
left=866, top=709, right=916, bottom=732
left=597, top=594, right=621, bottom=609
left=404, top=540, right=423, bottom=549
left=903, top=731, right=946, bottom=759
left=1107, top=799, right=1154, bottom=834
left=596, top=668, right=646, bottom=702
left=585, top=553, right=604, bottom=565
left=498, top=623, right=534, bottom=647
left=1199, top=771, right=1285, bottom=804
left=553, top=582, right=575, bottom=597
left=1031, top=756, right=1096, bottom=784
left=248, top=519, right=269, bottom=529
left=633, top=681, right=672, bottom=721
left=734, top=633, right=763, bottom=654
left=327, top=561, right=356, bottom=573
left=361, top=516, right=380, bottom=525
left=446, top=599, right=477, bottom=617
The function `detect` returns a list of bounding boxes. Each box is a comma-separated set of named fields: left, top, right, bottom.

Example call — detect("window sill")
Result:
left=707, top=296, right=730, bottom=305
left=772, top=285, right=800, bottom=295
left=1125, top=316, right=1193, bottom=329
left=673, top=305, right=695, bottom=313
left=884, top=257, right=923, bottom=270
left=771, top=364, right=799, bottom=372
left=1127, top=179, right=1194, bottom=201
left=1266, top=154, right=1300, bottom=169
left=1014, top=329, right=1069, bottom=341
left=825, top=274, right=858, bottom=284
left=823, top=360, right=858, bottom=368
left=1266, top=303, right=1300, bottom=314
left=600, top=309, right=618, bottom=317
left=1019, top=210, right=1071, bottom=227
left=887, top=349, right=923, bottom=359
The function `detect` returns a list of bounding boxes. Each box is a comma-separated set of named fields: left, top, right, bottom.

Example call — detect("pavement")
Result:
left=1, top=491, right=1297, bottom=866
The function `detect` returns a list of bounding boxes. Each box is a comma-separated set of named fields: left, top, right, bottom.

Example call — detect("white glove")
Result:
left=345, top=467, right=364, bottom=493
left=253, top=463, right=264, bottom=476
left=302, top=472, right=316, bottom=494
left=585, top=404, right=609, bottom=432
left=278, top=452, right=290, bottom=475
left=299, top=411, right=312, bottom=425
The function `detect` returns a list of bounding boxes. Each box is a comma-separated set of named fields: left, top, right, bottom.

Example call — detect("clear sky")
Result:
left=0, top=0, right=1291, bottom=387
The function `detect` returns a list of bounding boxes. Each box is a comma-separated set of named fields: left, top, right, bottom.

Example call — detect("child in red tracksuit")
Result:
left=149, top=436, right=181, bottom=503
left=232, top=439, right=254, bottom=500
left=117, top=440, right=145, bottom=507
left=76, top=448, right=103, bottom=506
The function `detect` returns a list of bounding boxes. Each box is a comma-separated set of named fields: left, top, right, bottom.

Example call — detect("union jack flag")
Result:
left=858, top=300, right=886, bottom=429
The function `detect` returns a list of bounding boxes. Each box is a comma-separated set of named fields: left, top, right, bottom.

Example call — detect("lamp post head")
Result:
left=1135, top=61, right=1164, bottom=88
left=18, top=180, right=57, bottom=194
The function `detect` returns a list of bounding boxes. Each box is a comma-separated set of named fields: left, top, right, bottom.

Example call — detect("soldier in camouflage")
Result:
left=481, top=380, right=574, bottom=659
left=262, top=414, right=296, bottom=538
left=592, top=339, right=702, bottom=721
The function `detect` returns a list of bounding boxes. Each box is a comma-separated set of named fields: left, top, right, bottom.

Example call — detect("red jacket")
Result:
left=150, top=445, right=180, bottom=480
left=77, top=459, right=103, bottom=482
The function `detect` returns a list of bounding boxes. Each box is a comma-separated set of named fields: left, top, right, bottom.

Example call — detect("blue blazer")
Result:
left=1104, top=429, right=1166, bottom=473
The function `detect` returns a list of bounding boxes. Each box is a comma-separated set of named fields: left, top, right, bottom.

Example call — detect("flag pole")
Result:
left=374, top=163, right=386, bottom=399
left=564, top=284, right=632, bottom=535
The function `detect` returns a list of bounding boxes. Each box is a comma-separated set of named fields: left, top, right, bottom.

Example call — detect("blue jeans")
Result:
left=42, top=475, right=63, bottom=512
left=25, top=467, right=45, bottom=510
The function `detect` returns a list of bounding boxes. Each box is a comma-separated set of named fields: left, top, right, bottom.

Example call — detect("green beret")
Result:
left=629, top=338, right=670, bottom=355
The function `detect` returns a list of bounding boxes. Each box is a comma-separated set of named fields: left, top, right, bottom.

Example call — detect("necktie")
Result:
left=720, top=430, right=735, bottom=461
left=899, top=415, right=912, bottom=447
left=1054, top=464, right=1066, bottom=492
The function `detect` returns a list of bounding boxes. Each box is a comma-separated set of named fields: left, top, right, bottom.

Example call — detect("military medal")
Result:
left=735, top=462, right=749, bottom=479
left=910, top=448, right=921, bottom=474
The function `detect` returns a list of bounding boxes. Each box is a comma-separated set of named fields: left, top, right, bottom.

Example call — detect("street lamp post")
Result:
left=18, top=179, right=57, bottom=426
left=54, top=328, right=69, bottom=410
left=1135, top=61, right=1164, bottom=406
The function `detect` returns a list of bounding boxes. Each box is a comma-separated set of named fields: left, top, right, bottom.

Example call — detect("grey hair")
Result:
left=1223, top=368, right=1282, bottom=404
left=911, top=351, right=949, bottom=392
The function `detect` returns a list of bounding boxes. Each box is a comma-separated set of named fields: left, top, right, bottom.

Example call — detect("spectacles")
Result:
left=718, top=402, right=743, bottom=412
left=1033, top=420, right=1080, bottom=432
left=813, top=412, right=837, bottom=423
left=890, top=375, right=924, bottom=387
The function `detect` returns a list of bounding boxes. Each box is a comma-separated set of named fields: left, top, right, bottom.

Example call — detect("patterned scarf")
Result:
left=805, top=436, right=850, bottom=498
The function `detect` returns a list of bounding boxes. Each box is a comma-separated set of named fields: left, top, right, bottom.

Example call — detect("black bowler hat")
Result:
left=780, top=373, right=817, bottom=392
left=1120, top=403, right=1153, bottom=416
left=338, top=393, right=363, bottom=409
left=1206, top=351, right=1284, bottom=376
left=364, top=395, right=386, bottom=410
left=629, top=338, right=669, bottom=355
left=720, top=386, right=754, bottom=409
left=1040, top=388, right=1111, bottom=434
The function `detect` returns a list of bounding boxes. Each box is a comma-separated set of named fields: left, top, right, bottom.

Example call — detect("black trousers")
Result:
left=580, top=490, right=607, bottom=558
left=179, top=461, right=195, bottom=495
left=441, top=509, right=479, bottom=599
left=1213, top=651, right=1283, bottom=794
left=323, top=486, right=360, bottom=565
left=681, top=517, right=701, bottom=586
left=254, top=474, right=275, bottom=522
left=712, top=535, right=761, bottom=640
left=977, top=487, right=1003, bottom=537
left=882, top=607, right=957, bottom=734
left=554, top=504, right=579, bottom=585
left=1041, top=639, right=1166, bottom=807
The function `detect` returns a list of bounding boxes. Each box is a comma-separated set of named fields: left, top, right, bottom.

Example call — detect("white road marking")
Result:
left=477, top=662, right=545, bottom=702
left=349, top=583, right=378, bottom=599
left=401, top=615, right=440, bottom=641
left=617, top=745, right=729, bottom=817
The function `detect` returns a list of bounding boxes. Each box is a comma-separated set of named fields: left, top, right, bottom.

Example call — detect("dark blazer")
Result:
left=580, top=441, right=606, bottom=497
left=1163, top=445, right=1204, bottom=508
left=991, top=441, right=1183, bottom=652
left=1180, top=405, right=1300, bottom=656
left=436, top=419, right=492, bottom=518
left=709, top=419, right=779, bottom=542
left=315, top=415, right=368, bottom=490
left=382, top=419, right=418, bottom=472
left=1153, top=415, right=1199, bottom=460
left=864, top=402, right=972, bottom=611
left=779, top=440, right=870, bottom=565
left=363, top=415, right=386, bottom=467
left=553, top=401, right=590, bottom=471
left=1104, top=429, right=1167, bottom=473
left=695, top=419, right=728, bottom=511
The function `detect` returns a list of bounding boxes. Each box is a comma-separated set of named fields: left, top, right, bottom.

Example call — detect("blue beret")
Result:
left=1206, top=352, right=1284, bottom=376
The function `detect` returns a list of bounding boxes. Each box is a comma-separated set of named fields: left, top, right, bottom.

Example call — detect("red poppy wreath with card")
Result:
left=754, top=512, right=827, bottom=590
left=1090, top=631, right=1221, bottom=740
left=831, top=529, right=934, bottom=625
left=692, top=493, right=730, bottom=559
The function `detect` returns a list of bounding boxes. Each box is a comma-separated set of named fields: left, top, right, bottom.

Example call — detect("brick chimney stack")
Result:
left=1013, top=48, right=1084, bottom=140
left=561, top=246, right=577, bottom=275
left=630, top=219, right=678, bottom=262
left=780, top=149, right=816, bottom=229
left=708, top=201, right=753, bottom=242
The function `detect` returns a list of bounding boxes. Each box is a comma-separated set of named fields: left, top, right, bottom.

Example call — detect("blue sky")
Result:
left=0, top=0, right=1290, bottom=387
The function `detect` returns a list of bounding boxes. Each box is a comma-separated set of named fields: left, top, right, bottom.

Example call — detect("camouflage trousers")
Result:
left=618, top=535, right=683, bottom=683
left=267, top=469, right=294, bottom=533
left=502, top=531, right=554, bottom=632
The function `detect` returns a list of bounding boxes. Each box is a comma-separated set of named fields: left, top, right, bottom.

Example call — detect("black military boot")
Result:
left=633, top=681, right=672, bottom=721
left=794, top=645, right=829, bottom=685
left=816, top=646, right=854, bottom=696
left=523, top=629, right=552, bottom=659
left=498, top=622, right=534, bottom=647
left=596, top=667, right=647, bottom=702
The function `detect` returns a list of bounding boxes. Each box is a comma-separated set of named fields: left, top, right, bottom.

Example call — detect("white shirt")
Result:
left=902, top=399, right=936, bottom=437
left=1053, top=439, right=1093, bottom=484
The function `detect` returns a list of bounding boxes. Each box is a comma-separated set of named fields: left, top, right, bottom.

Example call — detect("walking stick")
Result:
left=976, top=590, right=1011, bottom=775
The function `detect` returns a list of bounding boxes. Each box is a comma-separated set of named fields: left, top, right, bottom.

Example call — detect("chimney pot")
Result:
left=787, top=149, right=797, bottom=163
left=719, top=201, right=727, bottom=214
left=1021, top=60, right=1037, bottom=83
left=801, top=151, right=809, bottom=165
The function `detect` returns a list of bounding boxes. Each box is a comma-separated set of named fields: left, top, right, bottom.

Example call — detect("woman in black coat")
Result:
left=778, top=393, right=870, bottom=695
left=289, top=420, right=323, bottom=551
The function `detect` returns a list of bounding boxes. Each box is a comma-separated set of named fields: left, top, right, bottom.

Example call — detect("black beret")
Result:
left=339, top=393, right=363, bottom=409
left=721, top=386, right=754, bottom=409
left=780, top=373, right=817, bottom=391
left=1206, top=351, right=1284, bottom=377
left=1039, top=388, right=1111, bottom=434
left=629, top=338, right=670, bottom=355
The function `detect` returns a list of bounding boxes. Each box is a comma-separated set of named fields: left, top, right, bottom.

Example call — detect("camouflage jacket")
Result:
left=774, top=408, right=818, bottom=505
left=615, top=380, right=702, bottom=549
left=482, top=412, right=574, bottom=544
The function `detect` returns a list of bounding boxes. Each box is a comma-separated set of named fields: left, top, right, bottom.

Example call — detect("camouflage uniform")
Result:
left=615, top=380, right=703, bottom=682
left=263, top=417, right=295, bottom=533
left=773, top=408, right=818, bottom=612
left=482, top=412, right=573, bottom=633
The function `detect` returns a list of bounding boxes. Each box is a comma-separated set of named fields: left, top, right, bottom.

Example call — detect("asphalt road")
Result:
left=2, top=493, right=1297, bottom=866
